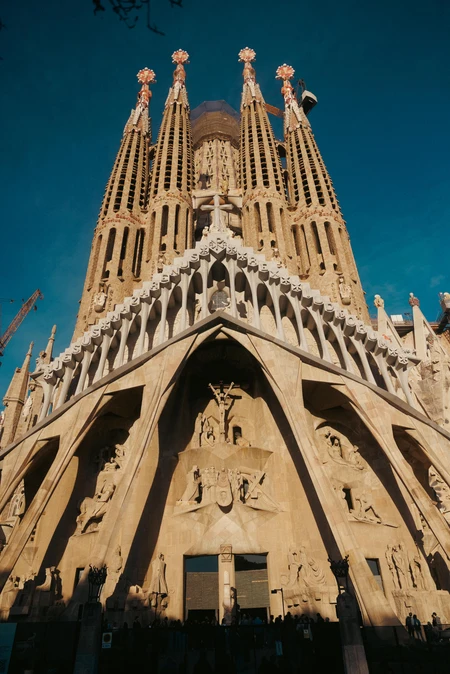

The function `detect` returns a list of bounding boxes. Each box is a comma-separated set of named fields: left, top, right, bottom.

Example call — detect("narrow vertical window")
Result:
left=267, top=203, right=274, bottom=233
left=132, top=229, right=145, bottom=278
left=88, top=234, right=102, bottom=289
left=185, top=209, right=190, bottom=249
left=102, top=229, right=116, bottom=279
left=311, top=222, right=322, bottom=255
left=117, top=227, right=129, bottom=277
left=366, top=558, right=384, bottom=593
left=174, top=205, right=180, bottom=249
left=161, top=205, right=169, bottom=238
left=255, top=203, right=262, bottom=233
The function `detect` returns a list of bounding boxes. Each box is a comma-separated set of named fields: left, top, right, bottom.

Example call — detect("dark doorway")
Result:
left=184, top=555, right=218, bottom=620
left=235, top=554, right=270, bottom=618
left=186, top=609, right=216, bottom=623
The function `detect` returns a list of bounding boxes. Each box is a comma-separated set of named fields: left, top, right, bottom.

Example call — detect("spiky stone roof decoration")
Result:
left=276, top=64, right=295, bottom=81
left=137, top=67, right=156, bottom=85
left=172, top=49, right=189, bottom=65
left=238, top=47, right=256, bottom=63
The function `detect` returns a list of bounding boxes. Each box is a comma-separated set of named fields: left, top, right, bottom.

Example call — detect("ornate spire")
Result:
left=165, top=49, right=190, bottom=108
left=43, top=325, right=56, bottom=364
left=1, top=341, right=34, bottom=447
left=276, top=64, right=302, bottom=133
left=146, top=49, right=194, bottom=273
left=238, top=47, right=261, bottom=107
left=73, top=68, right=154, bottom=338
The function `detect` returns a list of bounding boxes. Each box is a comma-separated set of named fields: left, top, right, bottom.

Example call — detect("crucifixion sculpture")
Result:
left=208, top=381, right=236, bottom=442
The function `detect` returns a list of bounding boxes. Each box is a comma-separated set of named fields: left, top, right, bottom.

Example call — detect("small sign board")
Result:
left=102, top=632, right=112, bottom=649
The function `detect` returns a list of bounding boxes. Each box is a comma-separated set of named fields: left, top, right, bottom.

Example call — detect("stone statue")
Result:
left=93, top=290, right=107, bottom=313
left=324, top=430, right=363, bottom=470
left=22, top=394, right=33, bottom=421
left=428, top=466, right=450, bottom=524
left=75, top=457, right=119, bottom=534
left=209, top=381, right=235, bottom=442
left=374, top=294, right=384, bottom=309
left=338, top=277, right=352, bottom=305
left=0, top=481, right=26, bottom=549
left=177, top=466, right=201, bottom=505
left=409, top=551, right=425, bottom=590
left=194, top=413, right=215, bottom=447
left=351, top=490, right=382, bottom=524
left=389, top=543, right=411, bottom=590
left=148, top=553, right=168, bottom=608
left=408, top=292, right=420, bottom=307
left=109, top=545, right=123, bottom=578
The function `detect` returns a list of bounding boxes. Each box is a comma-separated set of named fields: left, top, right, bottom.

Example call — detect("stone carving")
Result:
left=351, top=489, right=382, bottom=524
left=209, top=381, right=236, bottom=442
left=22, top=393, right=33, bottom=421
left=409, top=551, right=426, bottom=590
left=283, top=546, right=325, bottom=606
left=0, top=481, right=26, bottom=549
left=323, top=430, right=364, bottom=470
left=428, top=466, right=450, bottom=524
left=93, top=290, right=107, bottom=313
left=75, top=457, right=119, bottom=535
left=374, top=294, right=385, bottom=309
left=148, top=553, right=169, bottom=610
left=408, top=292, right=420, bottom=307
left=2, top=571, right=36, bottom=617
left=176, top=466, right=278, bottom=512
left=386, top=544, right=411, bottom=590
left=338, top=277, right=352, bottom=305
left=194, top=413, right=215, bottom=447
left=109, top=545, right=123, bottom=579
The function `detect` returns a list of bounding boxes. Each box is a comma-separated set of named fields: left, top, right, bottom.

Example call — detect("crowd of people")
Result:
left=405, top=611, right=448, bottom=643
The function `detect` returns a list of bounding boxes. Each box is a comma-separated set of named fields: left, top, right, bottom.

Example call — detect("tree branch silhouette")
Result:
left=92, top=0, right=183, bottom=35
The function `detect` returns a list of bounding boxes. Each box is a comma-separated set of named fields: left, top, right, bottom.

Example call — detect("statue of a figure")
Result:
left=75, top=458, right=119, bottom=534
left=298, top=546, right=325, bottom=586
left=391, top=544, right=410, bottom=590
left=409, top=552, right=425, bottom=590
left=0, top=481, right=26, bottom=548
left=22, top=394, right=33, bottom=421
left=93, top=290, right=107, bottom=313
left=195, top=413, right=215, bottom=447
left=202, top=466, right=218, bottom=504
left=209, top=382, right=235, bottom=442
left=352, top=490, right=382, bottom=523
left=338, top=277, right=352, bottom=305
left=110, top=545, right=123, bottom=578
left=148, top=553, right=168, bottom=608
left=428, top=466, right=450, bottom=524
left=178, top=466, right=201, bottom=504
left=374, top=294, right=385, bottom=309
left=324, top=430, right=363, bottom=470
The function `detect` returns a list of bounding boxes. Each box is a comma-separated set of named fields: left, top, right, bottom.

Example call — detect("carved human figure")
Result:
left=209, top=382, right=235, bottom=442
left=409, top=552, right=425, bottom=590
left=202, top=466, right=218, bottom=504
left=110, top=545, right=123, bottom=578
left=93, top=290, right=107, bottom=313
left=352, top=490, right=382, bottom=523
left=391, top=544, right=410, bottom=590
left=385, top=545, right=398, bottom=588
left=324, top=430, right=363, bottom=470
left=428, top=466, right=450, bottom=524
left=298, top=546, right=325, bottom=586
left=374, top=294, right=385, bottom=309
left=148, top=553, right=168, bottom=608
left=178, top=466, right=201, bottom=504
left=338, top=277, right=352, bottom=305
left=22, top=394, right=33, bottom=421
left=76, top=457, right=119, bottom=534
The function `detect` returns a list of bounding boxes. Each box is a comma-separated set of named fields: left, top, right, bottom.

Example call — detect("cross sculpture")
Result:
left=209, top=381, right=236, bottom=442
left=200, top=193, right=233, bottom=233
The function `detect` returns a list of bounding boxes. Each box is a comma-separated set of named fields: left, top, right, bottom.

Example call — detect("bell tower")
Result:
left=276, top=63, right=368, bottom=319
left=73, top=67, right=155, bottom=338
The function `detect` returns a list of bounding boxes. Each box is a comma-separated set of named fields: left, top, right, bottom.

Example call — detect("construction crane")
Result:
left=0, top=289, right=43, bottom=362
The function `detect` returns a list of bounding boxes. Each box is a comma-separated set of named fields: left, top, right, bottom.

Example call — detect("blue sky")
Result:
left=0, top=0, right=449, bottom=398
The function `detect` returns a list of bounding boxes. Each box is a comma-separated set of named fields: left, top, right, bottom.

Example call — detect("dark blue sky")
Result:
left=1, top=0, right=449, bottom=397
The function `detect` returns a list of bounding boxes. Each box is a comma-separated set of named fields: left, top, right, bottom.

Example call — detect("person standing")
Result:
left=406, top=612, right=414, bottom=637
left=432, top=612, right=442, bottom=631
left=413, top=614, right=423, bottom=641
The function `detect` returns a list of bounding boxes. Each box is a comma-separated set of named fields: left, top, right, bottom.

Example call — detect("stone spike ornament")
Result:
left=238, top=47, right=256, bottom=63
left=172, top=49, right=189, bottom=65
left=137, top=67, right=156, bottom=85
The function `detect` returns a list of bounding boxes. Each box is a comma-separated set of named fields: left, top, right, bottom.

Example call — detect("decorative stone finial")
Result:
left=137, top=67, right=156, bottom=85
left=136, top=68, right=156, bottom=109
left=172, top=49, right=189, bottom=65
left=276, top=64, right=295, bottom=82
left=275, top=63, right=302, bottom=132
left=374, top=294, right=384, bottom=309
left=238, top=47, right=256, bottom=64
left=409, top=292, right=420, bottom=308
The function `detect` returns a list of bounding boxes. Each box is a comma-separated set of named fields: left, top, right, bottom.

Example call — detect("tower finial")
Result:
left=136, top=67, right=156, bottom=108
left=238, top=47, right=256, bottom=80
left=276, top=64, right=301, bottom=132
left=171, top=49, right=189, bottom=84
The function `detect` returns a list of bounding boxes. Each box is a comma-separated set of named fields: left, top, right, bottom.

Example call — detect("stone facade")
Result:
left=0, top=49, right=449, bottom=630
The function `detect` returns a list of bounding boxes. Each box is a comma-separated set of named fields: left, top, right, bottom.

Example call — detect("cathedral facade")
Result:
left=0, top=48, right=449, bottom=629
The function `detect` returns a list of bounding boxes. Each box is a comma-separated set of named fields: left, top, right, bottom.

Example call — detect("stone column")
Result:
left=218, top=544, right=235, bottom=624
left=336, top=589, right=370, bottom=674
left=73, top=602, right=103, bottom=674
